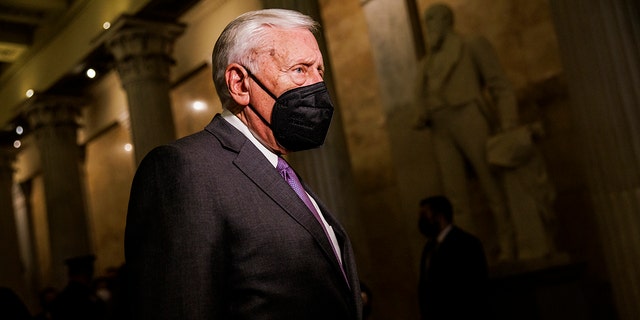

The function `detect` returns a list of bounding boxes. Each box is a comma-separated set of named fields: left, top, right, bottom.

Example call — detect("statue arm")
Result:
left=414, top=57, right=428, bottom=105
left=414, top=57, right=433, bottom=129
left=468, top=36, right=519, bottom=130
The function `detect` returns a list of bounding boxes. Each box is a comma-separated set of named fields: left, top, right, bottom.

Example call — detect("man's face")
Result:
left=243, top=28, right=325, bottom=154
left=418, top=205, right=440, bottom=238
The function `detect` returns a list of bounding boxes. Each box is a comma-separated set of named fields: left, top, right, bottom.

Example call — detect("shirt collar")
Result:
left=437, top=224, right=453, bottom=243
left=221, top=109, right=279, bottom=168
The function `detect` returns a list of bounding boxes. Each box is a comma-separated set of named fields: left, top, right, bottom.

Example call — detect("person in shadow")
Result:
left=33, top=287, right=57, bottom=320
left=417, top=195, right=490, bottom=319
left=359, top=281, right=372, bottom=319
left=0, top=286, right=31, bottom=320
left=106, top=264, right=130, bottom=320
left=50, top=255, right=106, bottom=320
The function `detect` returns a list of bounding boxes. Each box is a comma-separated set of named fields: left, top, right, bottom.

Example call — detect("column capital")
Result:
left=99, top=15, right=186, bottom=85
left=0, top=133, right=18, bottom=175
left=21, top=94, right=85, bottom=130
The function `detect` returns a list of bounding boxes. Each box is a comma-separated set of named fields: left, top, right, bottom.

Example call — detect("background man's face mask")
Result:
left=244, top=67, right=334, bottom=151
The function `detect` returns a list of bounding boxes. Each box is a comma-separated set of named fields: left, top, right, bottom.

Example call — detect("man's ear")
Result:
left=226, top=63, right=250, bottom=106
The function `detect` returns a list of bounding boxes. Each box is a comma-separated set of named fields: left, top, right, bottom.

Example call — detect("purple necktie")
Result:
left=276, top=157, right=348, bottom=281
left=277, top=157, right=323, bottom=225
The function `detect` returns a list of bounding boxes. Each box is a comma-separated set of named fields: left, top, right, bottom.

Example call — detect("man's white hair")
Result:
left=211, top=9, right=319, bottom=109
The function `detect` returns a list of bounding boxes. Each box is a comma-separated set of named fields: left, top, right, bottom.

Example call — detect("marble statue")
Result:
left=415, top=3, right=558, bottom=262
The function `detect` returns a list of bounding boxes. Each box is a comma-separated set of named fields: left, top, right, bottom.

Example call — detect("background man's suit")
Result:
left=418, top=226, right=489, bottom=319
left=125, top=114, right=362, bottom=319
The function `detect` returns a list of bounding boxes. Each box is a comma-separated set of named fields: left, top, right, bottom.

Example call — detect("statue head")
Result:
left=423, top=3, right=454, bottom=51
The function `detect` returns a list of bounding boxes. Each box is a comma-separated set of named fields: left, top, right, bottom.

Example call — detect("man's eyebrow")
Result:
left=285, top=56, right=317, bottom=68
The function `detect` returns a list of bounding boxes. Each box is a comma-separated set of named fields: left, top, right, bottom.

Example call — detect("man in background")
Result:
left=417, top=196, right=490, bottom=319
left=51, top=255, right=106, bottom=320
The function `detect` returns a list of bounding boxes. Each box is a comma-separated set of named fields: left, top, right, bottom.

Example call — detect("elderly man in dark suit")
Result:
left=125, top=9, right=362, bottom=319
left=417, top=196, right=490, bottom=320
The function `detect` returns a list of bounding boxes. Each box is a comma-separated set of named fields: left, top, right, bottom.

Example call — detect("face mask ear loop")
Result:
left=243, top=66, right=278, bottom=100
left=247, top=103, right=272, bottom=128
left=242, top=66, right=278, bottom=128
left=241, top=65, right=276, bottom=128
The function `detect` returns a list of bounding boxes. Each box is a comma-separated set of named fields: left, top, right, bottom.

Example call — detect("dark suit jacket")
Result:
left=125, top=114, right=362, bottom=319
left=418, top=226, right=489, bottom=320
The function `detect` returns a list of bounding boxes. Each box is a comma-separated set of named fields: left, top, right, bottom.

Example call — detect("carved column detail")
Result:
left=262, top=1, right=358, bottom=217
left=23, top=94, right=91, bottom=288
left=550, top=1, right=640, bottom=319
left=102, top=16, right=185, bottom=164
left=261, top=0, right=371, bottom=273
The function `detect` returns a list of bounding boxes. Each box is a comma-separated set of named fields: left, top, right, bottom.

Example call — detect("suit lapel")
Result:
left=206, top=115, right=346, bottom=283
left=305, top=187, right=356, bottom=287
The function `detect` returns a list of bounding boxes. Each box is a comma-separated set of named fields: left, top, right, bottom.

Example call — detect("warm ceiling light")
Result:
left=192, top=101, right=207, bottom=111
left=103, top=22, right=111, bottom=30
left=25, top=89, right=34, bottom=98
left=13, top=140, right=21, bottom=149
left=124, top=143, right=133, bottom=152
left=15, top=126, right=23, bottom=135
left=86, top=68, right=96, bottom=78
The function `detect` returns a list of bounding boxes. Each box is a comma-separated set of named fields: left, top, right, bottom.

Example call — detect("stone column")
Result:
left=549, top=1, right=640, bottom=319
left=261, top=0, right=368, bottom=249
left=102, top=16, right=185, bottom=165
left=261, top=0, right=355, bottom=210
left=0, top=137, right=27, bottom=298
left=23, top=94, right=92, bottom=288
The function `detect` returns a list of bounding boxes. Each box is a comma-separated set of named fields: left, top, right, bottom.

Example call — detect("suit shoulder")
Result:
left=135, top=131, right=230, bottom=181
left=448, top=227, right=483, bottom=246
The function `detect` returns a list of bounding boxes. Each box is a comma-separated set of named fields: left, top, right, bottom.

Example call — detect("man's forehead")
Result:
left=267, top=28, right=317, bottom=49
left=256, top=29, right=321, bottom=66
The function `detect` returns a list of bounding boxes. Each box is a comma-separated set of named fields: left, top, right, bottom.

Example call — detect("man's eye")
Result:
left=294, top=67, right=304, bottom=73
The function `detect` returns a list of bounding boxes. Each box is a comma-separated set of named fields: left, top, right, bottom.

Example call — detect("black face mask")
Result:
left=418, top=216, right=439, bottom=238
left=244, top=67, right=334, bottom=151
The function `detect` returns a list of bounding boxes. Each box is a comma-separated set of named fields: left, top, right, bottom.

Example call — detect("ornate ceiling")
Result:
left=0, top=0, right=201, bottom=135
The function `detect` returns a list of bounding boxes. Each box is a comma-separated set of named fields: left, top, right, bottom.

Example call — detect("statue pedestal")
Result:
left=489, top=252, right=571, bottom=277
left=487, top=256, right=615, bottom=320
